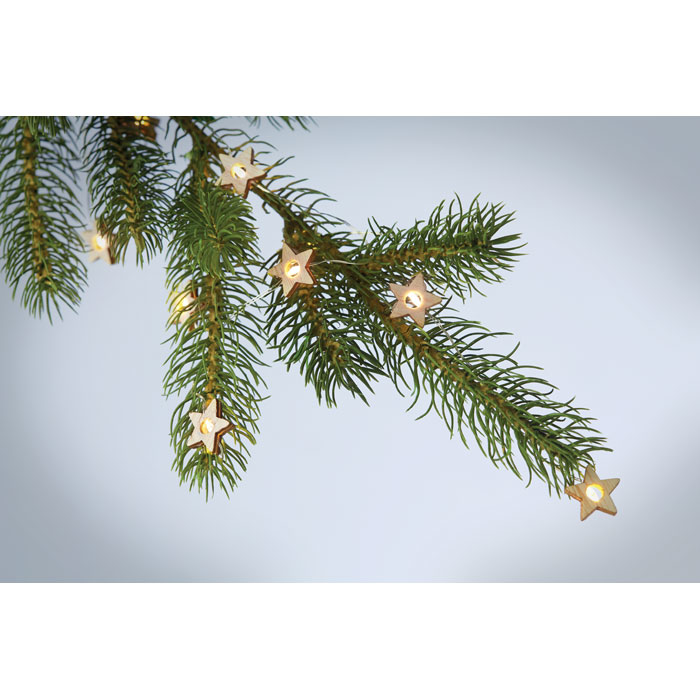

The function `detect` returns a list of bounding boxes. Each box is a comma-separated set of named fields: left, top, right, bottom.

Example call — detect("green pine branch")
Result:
left=0, top=114, right=612, bottom=499
left=246, top=157, right=610, bottom=493
left=264, top=239, right=387, bottom=407
left=0, top=116, right=86, bottom=321
left=356, top=196, right=523, bottom=300
left=81, top=116, right=172, bottom=265
left=163, top=143, right=267, bottom=498
left=374, top=310, right=607, bottom=493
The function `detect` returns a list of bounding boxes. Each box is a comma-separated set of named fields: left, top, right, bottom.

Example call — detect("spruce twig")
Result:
left=163, top=132, right=267, bottom=498
left=252, top=165, right=610, bottom=493
left=0, top=116, right=86, bottom=321
left=81, top=116, right=172, bottom=265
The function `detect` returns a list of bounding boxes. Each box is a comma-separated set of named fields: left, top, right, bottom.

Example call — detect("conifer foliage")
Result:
left=0, top=116, right=610, bottom=498
left=0, top=117, right=86, bottom=320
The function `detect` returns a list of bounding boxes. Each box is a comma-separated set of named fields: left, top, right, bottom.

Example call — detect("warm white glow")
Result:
left=231, top=163, right=247, bottom=179
left=200, top=418, right=214, bottom=435
left=134, top=116, right=150, bottom=126
left=176, top=292, right=193, bottom=312
left=285, top=260, right=301, bottom=278
left=93, top=234, right=107, bottom=251
left=405, top=291, right=423, bottom=309
left=586, top=484, right=604, bottom=502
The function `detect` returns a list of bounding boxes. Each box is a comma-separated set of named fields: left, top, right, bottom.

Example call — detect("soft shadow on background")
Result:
left=0, top=117, right=698, bottom=581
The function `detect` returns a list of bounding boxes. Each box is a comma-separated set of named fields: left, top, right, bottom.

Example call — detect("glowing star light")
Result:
left=218, top=147, right=265, bottom=198
left=80, top=226, right=114, bottom=264
left=187, top=398, right=232, bottom=455
left=389, top=273, right=442, bottom=327
left=565, top=465, right=620, bottom=521
left=267, top=241, right=316, bottom=297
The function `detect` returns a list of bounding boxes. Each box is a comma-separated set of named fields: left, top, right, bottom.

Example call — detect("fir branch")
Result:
left=376, top=310, right=608, bottom=493
left=252, top=177, right=610, bottom=492
left=163, top=175, right=267, bottom=498
left=0, top=115, right=613, bottom=500
left=355, top=196, right=524, bottom=300
left=81, top=116, right=172, bottom=265
left=0, top=116, right=86, bottom=321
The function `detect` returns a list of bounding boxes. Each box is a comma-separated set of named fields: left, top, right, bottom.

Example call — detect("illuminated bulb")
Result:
left=404, top=291, right=423, bottom=309
left=133, top=116, right=150, bottom=126
left=285, top=260, right=301, bottom=278
left=230, top=163, right=247, bottom=179
left=93, top=234, right=107, bottom=251
left=586, top=484, right=604, bottom=502
left=200, top=418, right=214, bottom=434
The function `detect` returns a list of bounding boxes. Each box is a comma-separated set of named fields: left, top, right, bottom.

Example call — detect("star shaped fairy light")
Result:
left=389, top=273, right=442, bottom=328
left=187, top=398, right=232, bottom=455
left=80, top=226, right=114, bottom=264
left=565, top=465, right=620, bottom=521
left=267, top=241, right=316, bottom=297
left=218, top=147, right=265, bottom=197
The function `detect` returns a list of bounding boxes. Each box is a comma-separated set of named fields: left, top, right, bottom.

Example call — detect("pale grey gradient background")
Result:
left=0, top=117, right=698, bottom=581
